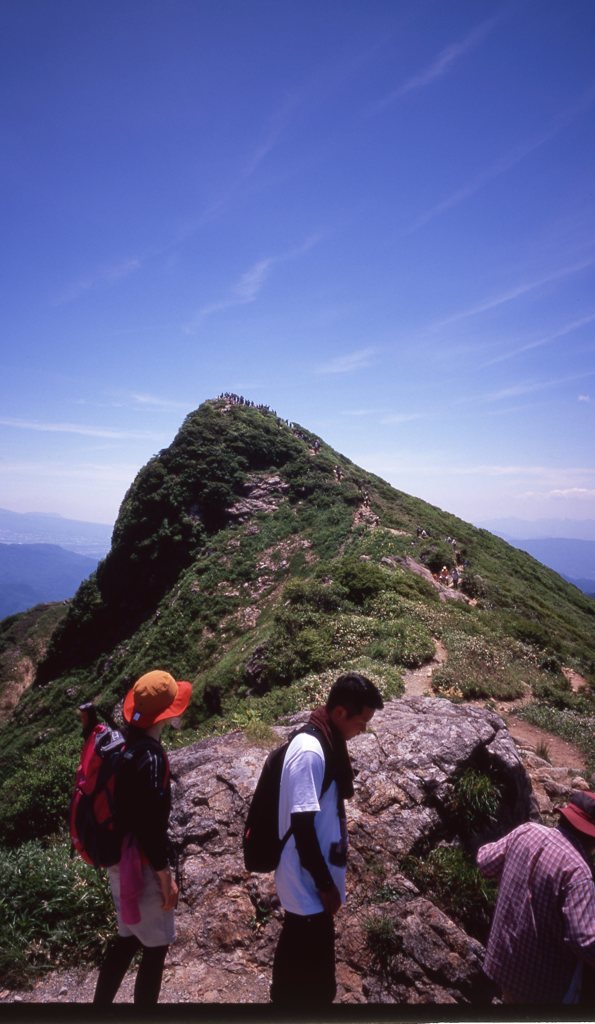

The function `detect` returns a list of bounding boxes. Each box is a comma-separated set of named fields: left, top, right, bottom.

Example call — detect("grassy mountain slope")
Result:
left=1, top=396, right=594, bottom=846
left=0, top=603, right=68, bottom=721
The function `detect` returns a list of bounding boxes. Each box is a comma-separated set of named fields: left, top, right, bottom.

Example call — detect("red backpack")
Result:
left=69, top=723, right=127, bottom=868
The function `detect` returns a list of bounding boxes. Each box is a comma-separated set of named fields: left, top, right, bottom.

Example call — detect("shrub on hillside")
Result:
left=284, top=577, right=346, bottom=612
left=460, top=573, right=488, bottom=600
left=332, top=558, right=386, bottom=605
left=531, top=675, right=575, bottom=709
left=506, top=616, right=552, bottom=651
left=419, top=541, right=454, bottom=575
left=431, top=632, right=535, bottom=701
left=0, top=735, right=78, bottom=846
left=0, top=838, right=114, bottom=988
left=364, top=913, right=401, bottom=977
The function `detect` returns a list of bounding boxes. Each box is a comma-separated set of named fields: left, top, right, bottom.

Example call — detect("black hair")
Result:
left=326, top=672, right=384, bottom=717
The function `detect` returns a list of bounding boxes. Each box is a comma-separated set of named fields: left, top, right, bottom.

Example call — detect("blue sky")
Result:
left=2, top=0, right=595, bottom=528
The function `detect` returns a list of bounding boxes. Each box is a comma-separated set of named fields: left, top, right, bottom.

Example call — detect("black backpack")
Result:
left=242, top=723, right=334, bottom=873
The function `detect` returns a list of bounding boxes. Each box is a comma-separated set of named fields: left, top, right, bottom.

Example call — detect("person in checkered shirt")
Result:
left=477, top=790, right=595, bottom=1004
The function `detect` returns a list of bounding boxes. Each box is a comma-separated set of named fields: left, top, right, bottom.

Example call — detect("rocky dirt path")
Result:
left=401, top=640, right=447, bottom=697
left=504, top=716, right=586, bottom=772
left=402, top=641, right=588, bottom=774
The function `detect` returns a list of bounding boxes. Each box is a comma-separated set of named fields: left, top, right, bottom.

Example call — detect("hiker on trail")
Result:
left=271, top=672, right=384, bottom=1006
left=93, top=670, right=192, bottom=1007
left=476, top=791, right=595, bottom=1005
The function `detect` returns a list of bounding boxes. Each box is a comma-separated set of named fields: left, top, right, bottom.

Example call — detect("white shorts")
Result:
left=108, top=863, right=176, bottom=947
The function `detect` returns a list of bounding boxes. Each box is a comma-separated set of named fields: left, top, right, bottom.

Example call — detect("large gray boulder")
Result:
left=167, top=696, right=534, bottom=1003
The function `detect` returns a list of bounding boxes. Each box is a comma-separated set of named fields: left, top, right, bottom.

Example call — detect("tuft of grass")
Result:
left=450, top=768, right=501, bottom=830
left=0, top=838, right=114, bottom=988
left=401, top=845, right=497, bottom=942
left=364, top=913, right=401, bottom=977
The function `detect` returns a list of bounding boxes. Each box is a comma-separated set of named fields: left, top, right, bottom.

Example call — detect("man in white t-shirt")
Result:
left=270, top=672, right=384, bottom=1006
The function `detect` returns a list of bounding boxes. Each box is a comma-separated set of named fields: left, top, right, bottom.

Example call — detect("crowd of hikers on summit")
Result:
left=70, top=668, right=595, bottom=1007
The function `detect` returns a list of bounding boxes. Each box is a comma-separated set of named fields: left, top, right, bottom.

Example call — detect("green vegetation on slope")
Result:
left=0, top=838, right=113, bottom=987
left=0, top=603, right=68, bottom=721
left=1, top=397, right=594, bottom=848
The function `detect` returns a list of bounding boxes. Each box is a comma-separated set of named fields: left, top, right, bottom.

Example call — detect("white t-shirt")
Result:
left=275, top=731, right=346, bottom=915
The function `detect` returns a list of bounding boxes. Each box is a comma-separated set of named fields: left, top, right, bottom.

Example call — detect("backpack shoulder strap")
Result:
left=294, top=723, right=335, bottom=797
left=121, top=735, right=169, bottom=791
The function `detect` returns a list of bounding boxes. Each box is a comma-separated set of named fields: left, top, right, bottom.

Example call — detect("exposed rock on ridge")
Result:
left=162, top=696, right=533, bottom=1004
left=5, top=695, right=590, bottom=1005
left=227, top=473, right=289, bottom=522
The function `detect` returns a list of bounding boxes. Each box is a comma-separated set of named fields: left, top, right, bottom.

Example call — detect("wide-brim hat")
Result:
left=558, top=790, right=595, bottom=838
left=123, top=670, right=192, bottom=729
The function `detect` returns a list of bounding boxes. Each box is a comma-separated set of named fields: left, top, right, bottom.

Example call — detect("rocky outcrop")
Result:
left=5, top=694, right=589, bottom=1005
left=227, top=474, right=289, bottom=522
left=163, top=696, right=536, bottom=1004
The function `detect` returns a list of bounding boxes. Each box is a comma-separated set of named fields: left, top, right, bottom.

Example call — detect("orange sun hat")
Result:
left=123, top=670, right=192, bottom=730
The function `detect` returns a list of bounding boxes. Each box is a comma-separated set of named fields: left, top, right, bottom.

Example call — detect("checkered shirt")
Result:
left=477, top=821, right=595, bottom=1002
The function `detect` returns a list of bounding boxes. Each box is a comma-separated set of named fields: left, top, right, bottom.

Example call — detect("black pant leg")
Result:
left=93, top=934, right=141, bottom=1004
left=271, top=910, right=336, bottom=1006
left=134, top=944, right=169, bottom=1005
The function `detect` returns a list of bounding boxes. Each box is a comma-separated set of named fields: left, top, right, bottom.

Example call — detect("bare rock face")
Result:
left=227, top=474, right=289, bottom=522
left=167, top=696, right=535, bottom=1004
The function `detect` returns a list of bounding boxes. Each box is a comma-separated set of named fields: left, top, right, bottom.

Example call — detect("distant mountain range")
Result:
left=478, top=516, right=595, bottom=541
left=0, top=508, right=112, bottom=557
left=478, top=526, right=595, bottom=596
left=0, top=544, right=99, bottom=619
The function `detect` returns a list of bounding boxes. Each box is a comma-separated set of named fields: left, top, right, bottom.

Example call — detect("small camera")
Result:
left=329, top=841, right=347, bottom=868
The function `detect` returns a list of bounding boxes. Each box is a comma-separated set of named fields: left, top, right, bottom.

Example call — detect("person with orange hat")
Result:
left=476, top=791, right=595, bottom=1004
left=93, top=669, right=192, bottom=1006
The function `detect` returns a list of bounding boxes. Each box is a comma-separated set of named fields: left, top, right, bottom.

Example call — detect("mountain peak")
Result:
left=12, top=397, right=592, bottom=767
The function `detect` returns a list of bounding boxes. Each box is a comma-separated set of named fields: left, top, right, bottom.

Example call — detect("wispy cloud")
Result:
left=198, top=87, right=310, bottom=225
left=127, top=393, right=190, bottom=411
left=183, top=232, right=326, bottom=333
left=234, top=259, right=274, bottom=302
left=316, top=347, right=380, bottom=375
left=54, top=258, right=142, bottom=305
left=0, top=459, right=141, bottom=483
left=371, top=14, right=501, bottom=112
left=409, top=85, right=595, bottom=231
left=381, top=412, right=423, bottom=425
left=432, top=257, right=595, bottom=331
left=340, top=408, right=384, bottom=417
left=578, top=394, right=591, bottom=403
left=483, top=312, right=595, bottom=367
left=0, top=417, right=164, bottom=441
left=549, top=487, right=595, bottom=498
left=348, top=449, right=595, bottom=497
left=485, top=368, right=595, bottom=403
